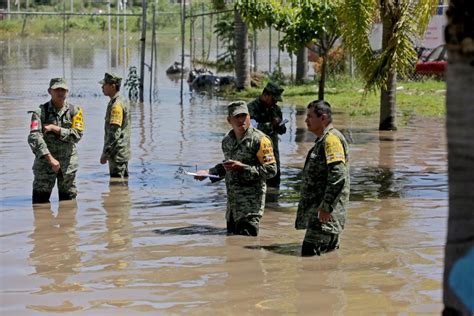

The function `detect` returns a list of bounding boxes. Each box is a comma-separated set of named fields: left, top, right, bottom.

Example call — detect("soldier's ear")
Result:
left=227, top=116, right=231, bottom=124
left=47, top=88, right=52, bottom=95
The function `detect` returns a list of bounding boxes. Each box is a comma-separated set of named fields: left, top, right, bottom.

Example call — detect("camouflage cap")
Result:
left=49, top=77, right=69, bottom=90
left=263, top=82, right=284, bottom=101
left=227, top=101, right=249, bottom=117
left=99, top=72, right=122, bottom=86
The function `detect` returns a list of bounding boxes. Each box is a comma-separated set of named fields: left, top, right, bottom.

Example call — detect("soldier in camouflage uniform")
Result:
left=99, top=73, right=131, bottom=178
left=195, top=101, right=277, bottom=236
left=247, top=82, right=287, bottom=187
left=296, top=100, right=350, bottom=256
left=28, top=78, right=84, bottom=203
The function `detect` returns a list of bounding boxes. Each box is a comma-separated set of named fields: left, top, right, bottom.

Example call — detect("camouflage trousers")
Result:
left=109, top=159, right=128, bottom=178
left=32, top=160, right=77, bottom=203
left=301, top=229, right=339, bottom=256
left=227, top=212, right=261, bottom=237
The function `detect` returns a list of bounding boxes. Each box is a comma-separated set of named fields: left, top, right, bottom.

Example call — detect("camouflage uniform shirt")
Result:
left=28, top=101, right=84, bottom=173
left=102, top=93, right=131, bottom=163
left=247, top=97, right=286, bottom=155
left=209, top=127, right=277, bottom=222
left=295, top=124, right=350, bottom=235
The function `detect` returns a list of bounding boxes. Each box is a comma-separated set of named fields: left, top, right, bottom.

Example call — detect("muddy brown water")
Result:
left=0, top=37, right=447, bottom=314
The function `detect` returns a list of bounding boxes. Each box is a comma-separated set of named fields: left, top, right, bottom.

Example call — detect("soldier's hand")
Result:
left=271, top=117, right=281, bottom=128
left=317, top=208, right=332, bottom=224
left=100, top=154, right=107, bottom=165
left=194, top=169, right=210, bottom=181
left=223, top=160, right=246, bottom=172
left=43, top=124, right=60, bottom=135
left=44, top=154, right=60, bottom=173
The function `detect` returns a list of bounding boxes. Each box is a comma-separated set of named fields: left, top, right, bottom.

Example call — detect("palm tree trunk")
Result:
left=443, top=1, right=474, bottom=314
left=234, top=9, right=250, bottom=90
left=379, top=2, right=397, bottom=130
left=379, top=70, right=397, bottom=130
left=296, top=46, right=308, bottom=84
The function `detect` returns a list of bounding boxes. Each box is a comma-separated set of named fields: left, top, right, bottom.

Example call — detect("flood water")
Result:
left=0, top=36, right=447, bottom=314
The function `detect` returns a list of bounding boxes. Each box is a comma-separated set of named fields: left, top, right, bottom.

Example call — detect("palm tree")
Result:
left=234, top=9, right=251, bottom=90
left=340, top=0, right=433, bottom=130
left=443, top=1, right=474, bottom=314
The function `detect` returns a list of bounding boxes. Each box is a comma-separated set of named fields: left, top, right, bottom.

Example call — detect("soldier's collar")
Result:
left=315, top=124, right=334, bottom=143
left=111, top=91, right=121, bottom=100
left=48, top=100, right=69, bottom=113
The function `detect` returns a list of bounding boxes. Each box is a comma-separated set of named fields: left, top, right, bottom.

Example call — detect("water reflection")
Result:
left=102, top=184, right=132, bottom=274
left=29, top=201, right=83, bottom=294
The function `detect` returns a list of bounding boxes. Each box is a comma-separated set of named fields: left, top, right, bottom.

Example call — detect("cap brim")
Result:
left=99, top=79, right=105, bottom=84
left=231, top=109, right=249, bottom=116
left=274, top=95, right=283, bottom=102
left=50, top=84, right=69, bottom=90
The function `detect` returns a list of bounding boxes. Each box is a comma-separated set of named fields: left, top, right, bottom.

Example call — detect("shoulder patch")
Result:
left=324, top=133, right=345, bottom=164
left=72, top=107, right=84, bottom=131
left=110, top=103, right=123, bottom=126
left=257, top=136, right=276, bottom=165
left=29, top=111, right=41, bottom=132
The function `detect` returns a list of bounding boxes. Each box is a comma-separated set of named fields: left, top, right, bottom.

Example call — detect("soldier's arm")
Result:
left=102, top=124, right=122, bottom=159
left=256, top=122, right=274, bottom=135
left=27, top=109, right=50, bottom=158
left=101, top=104, right=123, bottom=159
left=58, top=106, right=84, bottom=143
left=208, top=163, right=226, bottom=183
left=319, top=134, right=348, bottom=213
left=28, top=110, right=61, bottom=172
left=320, top=162, right=347, bottom=213
left=241, top=136, right=277, bottom=181
left=274, top=107, right=287, bottom=135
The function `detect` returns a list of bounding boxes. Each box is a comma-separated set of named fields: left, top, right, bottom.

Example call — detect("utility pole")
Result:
left=139, top=0, right=147, bottom=103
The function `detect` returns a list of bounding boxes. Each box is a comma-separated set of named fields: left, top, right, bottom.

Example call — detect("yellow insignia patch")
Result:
left=110, top=104, right=123, bottom=126
left=257, top=136, right=276, bottom=165
left=72, top=108, right=84, bottom=131
left=324, top=133, right=345, bottom=164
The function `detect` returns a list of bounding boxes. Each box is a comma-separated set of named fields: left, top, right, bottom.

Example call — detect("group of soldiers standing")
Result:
left=195, top=83, right=350, bottom=256
left=28, top=73, right=131, bottom=204
left=28, top=77, right=349, bottom=257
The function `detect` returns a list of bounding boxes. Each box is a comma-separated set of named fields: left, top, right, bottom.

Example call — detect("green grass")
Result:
left=232, top=77, right=446, bottom=118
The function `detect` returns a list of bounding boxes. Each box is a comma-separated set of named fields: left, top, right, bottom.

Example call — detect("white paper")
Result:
left=183, top=170, right=220, bottom=179
left=279, top=118, right=289, bottom=126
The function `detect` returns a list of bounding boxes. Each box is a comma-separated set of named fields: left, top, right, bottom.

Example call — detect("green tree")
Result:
left=443, top=1, right=474, bottom=314
left=339, top=0, right=433, bottom=130
left=236, top=0, right=341, bottom=98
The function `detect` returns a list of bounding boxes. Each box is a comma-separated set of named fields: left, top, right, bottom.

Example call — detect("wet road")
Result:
left=0, top=37, right=447, bottom=314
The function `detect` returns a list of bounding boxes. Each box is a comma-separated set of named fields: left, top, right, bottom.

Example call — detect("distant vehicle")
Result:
left=415, top=45, right=447, bottom=79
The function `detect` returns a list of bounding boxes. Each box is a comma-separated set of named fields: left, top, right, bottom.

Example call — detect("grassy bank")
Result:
left=233, top=77, right=446, bottom=118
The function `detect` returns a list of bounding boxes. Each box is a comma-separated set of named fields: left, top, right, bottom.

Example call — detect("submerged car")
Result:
left=415, top=45, right=447, bottom=79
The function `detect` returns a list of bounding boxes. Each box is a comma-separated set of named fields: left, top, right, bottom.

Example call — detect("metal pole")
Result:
left=189, top=5, right=193, bottom=67
left=123, top=0, right=127, bottom=78
left=201, top=2, right=205, bottom=61
left=107, top=0, right=111, bottom=70
left=70, top=0, right=73, bottom=13
left=180, top=0, right=186, bottom=104
left=7, top=0, right=11, bottom=20
left=215, top=13, right=219, bottom=60
left=116, top=0, right=120, bottom=67
left=62, top=0, right=66, bottom=78
left=139, top=0, right=147, bottom=103
left=149, top=3, right=156, bottom=103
